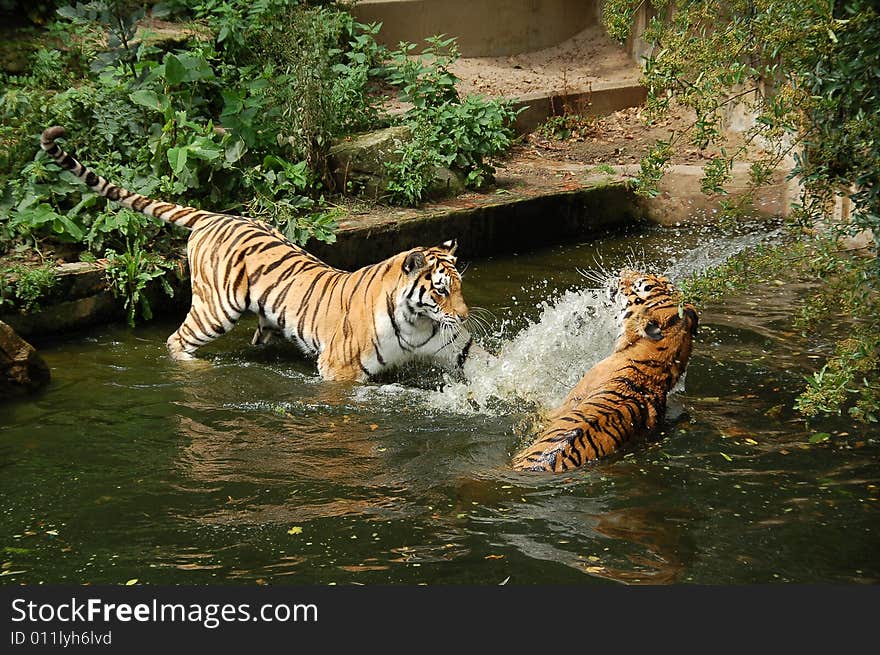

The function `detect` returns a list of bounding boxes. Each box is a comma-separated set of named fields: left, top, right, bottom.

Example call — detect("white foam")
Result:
left=425, top=285, right=619, bottom=414
left=353, top=226, right=783, bottom=417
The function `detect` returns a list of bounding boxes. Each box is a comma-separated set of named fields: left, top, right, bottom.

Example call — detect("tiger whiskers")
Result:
left=575, top=253, right=617, bottom=290
left=434, top=320, right=466, bottom=354
left=464, top=306, right=495, bottom=340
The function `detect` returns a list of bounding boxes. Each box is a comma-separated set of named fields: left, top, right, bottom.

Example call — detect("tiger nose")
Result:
left=456, top=301, right=469, bottom=321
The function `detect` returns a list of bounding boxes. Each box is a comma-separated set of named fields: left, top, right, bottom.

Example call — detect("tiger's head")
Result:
left=610, top=268, right=699, bottom=359
left=400, top=239, right=469, bottom=327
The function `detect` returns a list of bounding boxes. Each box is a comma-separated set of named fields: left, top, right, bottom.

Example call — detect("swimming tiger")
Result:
left=511, top=269, right=698, bottom=472
left=40, top=126, right=488, bottom=381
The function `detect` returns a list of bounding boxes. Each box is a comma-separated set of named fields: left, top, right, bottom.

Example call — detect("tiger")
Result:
left=40, top=126, right=488, bottom=382
left=511, top=269, right=699, bottom=472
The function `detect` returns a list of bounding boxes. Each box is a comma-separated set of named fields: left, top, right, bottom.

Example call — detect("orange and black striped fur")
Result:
left=41, top=126, right=483, bottom=381
left=512, top=270, right=698, bottom=472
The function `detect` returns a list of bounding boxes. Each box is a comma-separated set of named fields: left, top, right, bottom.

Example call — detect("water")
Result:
left=1, top=222, right=877, bottom=585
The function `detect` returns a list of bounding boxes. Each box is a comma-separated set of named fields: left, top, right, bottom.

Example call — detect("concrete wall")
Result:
left=351, top=0, right=599, bottom=57
left=308, top=183, right=644, bottom=270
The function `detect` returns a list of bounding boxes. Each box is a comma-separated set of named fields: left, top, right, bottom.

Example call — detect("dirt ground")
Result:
left=449, top=24, right=758, bottom=176
left=450, top=24, right=641, bottom=97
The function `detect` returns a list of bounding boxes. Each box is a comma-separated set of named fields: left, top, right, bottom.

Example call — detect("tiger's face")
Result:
left=611, top=269, right=675, bottom=309
left=401, top=240, right=469, bottom=327
left=611, top=268, right=698, bottom=349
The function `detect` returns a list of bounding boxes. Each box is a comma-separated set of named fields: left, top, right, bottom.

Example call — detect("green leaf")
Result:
left=225, top=139, right=247, bottom=164
left=809, top=432, right=832, bottom=444
left=287, top=526, right=303, bottom=535
left=720, top=452, right=733, bottom=462
left=187, top=138, right=221, bottom=161
left=53, top=215, right=84, bottom=241
left=129, top=90, right=166, bottom=113
left=167, top=147, right=188, bottom=175
left=15, top=202, right=58, bottom=226
left=163, top=54, right=186, bottom=86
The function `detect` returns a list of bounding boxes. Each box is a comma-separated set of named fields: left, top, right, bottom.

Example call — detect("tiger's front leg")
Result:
left=316, top=350, right=367, bottom=382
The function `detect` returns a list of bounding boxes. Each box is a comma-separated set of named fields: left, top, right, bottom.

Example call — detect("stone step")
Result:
left=351, top=0, right=598, bottom=57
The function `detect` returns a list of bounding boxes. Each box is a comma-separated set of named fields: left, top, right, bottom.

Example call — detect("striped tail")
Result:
left=40, top=126, right=208, bottom=230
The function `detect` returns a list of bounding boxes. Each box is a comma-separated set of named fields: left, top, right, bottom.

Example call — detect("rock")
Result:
left=427, top=166, right=467, bottom=200
left=134, top=18, right=213, bottom=50
left=329, top=126, right=413, bottom=200
left=328, top=126, right=467, bottom=201
left=0, top=320, right=50, bottom=399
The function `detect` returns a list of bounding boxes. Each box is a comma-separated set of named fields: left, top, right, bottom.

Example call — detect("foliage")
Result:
left=0, top=0, right=384, bottom=321
left=603, top=0, right=879, bottom=241
left=603, top=0, right=880, bottom=424
left=0, top=263, right=59, bottom=312
left=383, top=36, right=520, bottom=204
left=0, top=0, right=69, bottom=25
left=1, top=1, right=520, bottom=318
left=383, top=121, right=442, bottom=206
left=242, top=154, right=339, bottom=245
left=680, top=234, right=879, bottom=425
left=794, top=3, right=880, bottom=250
left=677, top=231, right=805, bottom=306
left=103, top=238, right=178, bottom=327
left=792, top=244, right=879, bottom=424
left=241, top=4, right=385, bottom=180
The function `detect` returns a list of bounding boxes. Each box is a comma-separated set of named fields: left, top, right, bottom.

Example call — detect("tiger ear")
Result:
left=644, top=321, right=663, bottom=341
left=403, top=250, right=427, bottom=274
left=438, top=239, right=458, bottom=255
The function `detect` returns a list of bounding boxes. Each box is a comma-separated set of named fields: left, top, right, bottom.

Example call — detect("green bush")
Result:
left=613, top=0, right=880, bottom=423
left=383, top=36, right=520, bottom=204
left=1, top=1, right=520, bottom=320
left=0, top=264, right=59, bottom=312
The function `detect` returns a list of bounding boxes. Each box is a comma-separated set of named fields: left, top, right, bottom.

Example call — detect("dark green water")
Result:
left=1, top=223, right=877, bottom=585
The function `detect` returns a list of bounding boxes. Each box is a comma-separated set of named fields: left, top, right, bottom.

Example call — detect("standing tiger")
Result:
left=40, top=126, right=488, bottom=381
left=512, top=269, right=699, bottom=472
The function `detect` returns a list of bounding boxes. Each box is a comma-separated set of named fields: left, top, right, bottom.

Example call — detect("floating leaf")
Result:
left=125, top=578, right=138, bottom=586
left=720, top=452, right=733, bottom=462
left=809, top=432, right=831, bottom=443
left=2, top=547, right=30, bottom=555
left=287, top=526, right=303, bottom=535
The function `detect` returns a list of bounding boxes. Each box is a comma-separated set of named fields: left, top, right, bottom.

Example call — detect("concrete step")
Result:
left=351, top=0, right=598, bottom=57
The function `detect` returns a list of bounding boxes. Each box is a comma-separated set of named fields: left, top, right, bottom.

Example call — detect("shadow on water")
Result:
left=1, top=221, right=878, bottom=584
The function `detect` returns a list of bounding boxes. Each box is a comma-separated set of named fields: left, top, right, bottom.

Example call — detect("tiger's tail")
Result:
left=40, top=126, right=206, bottom=230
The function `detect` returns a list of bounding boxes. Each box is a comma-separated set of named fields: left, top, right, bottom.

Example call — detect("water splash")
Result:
left=427, top=285, right=619, bottom=414
left=355, top=225, right=783, bottom=417
left=663, top=225, right=783, bottom=280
